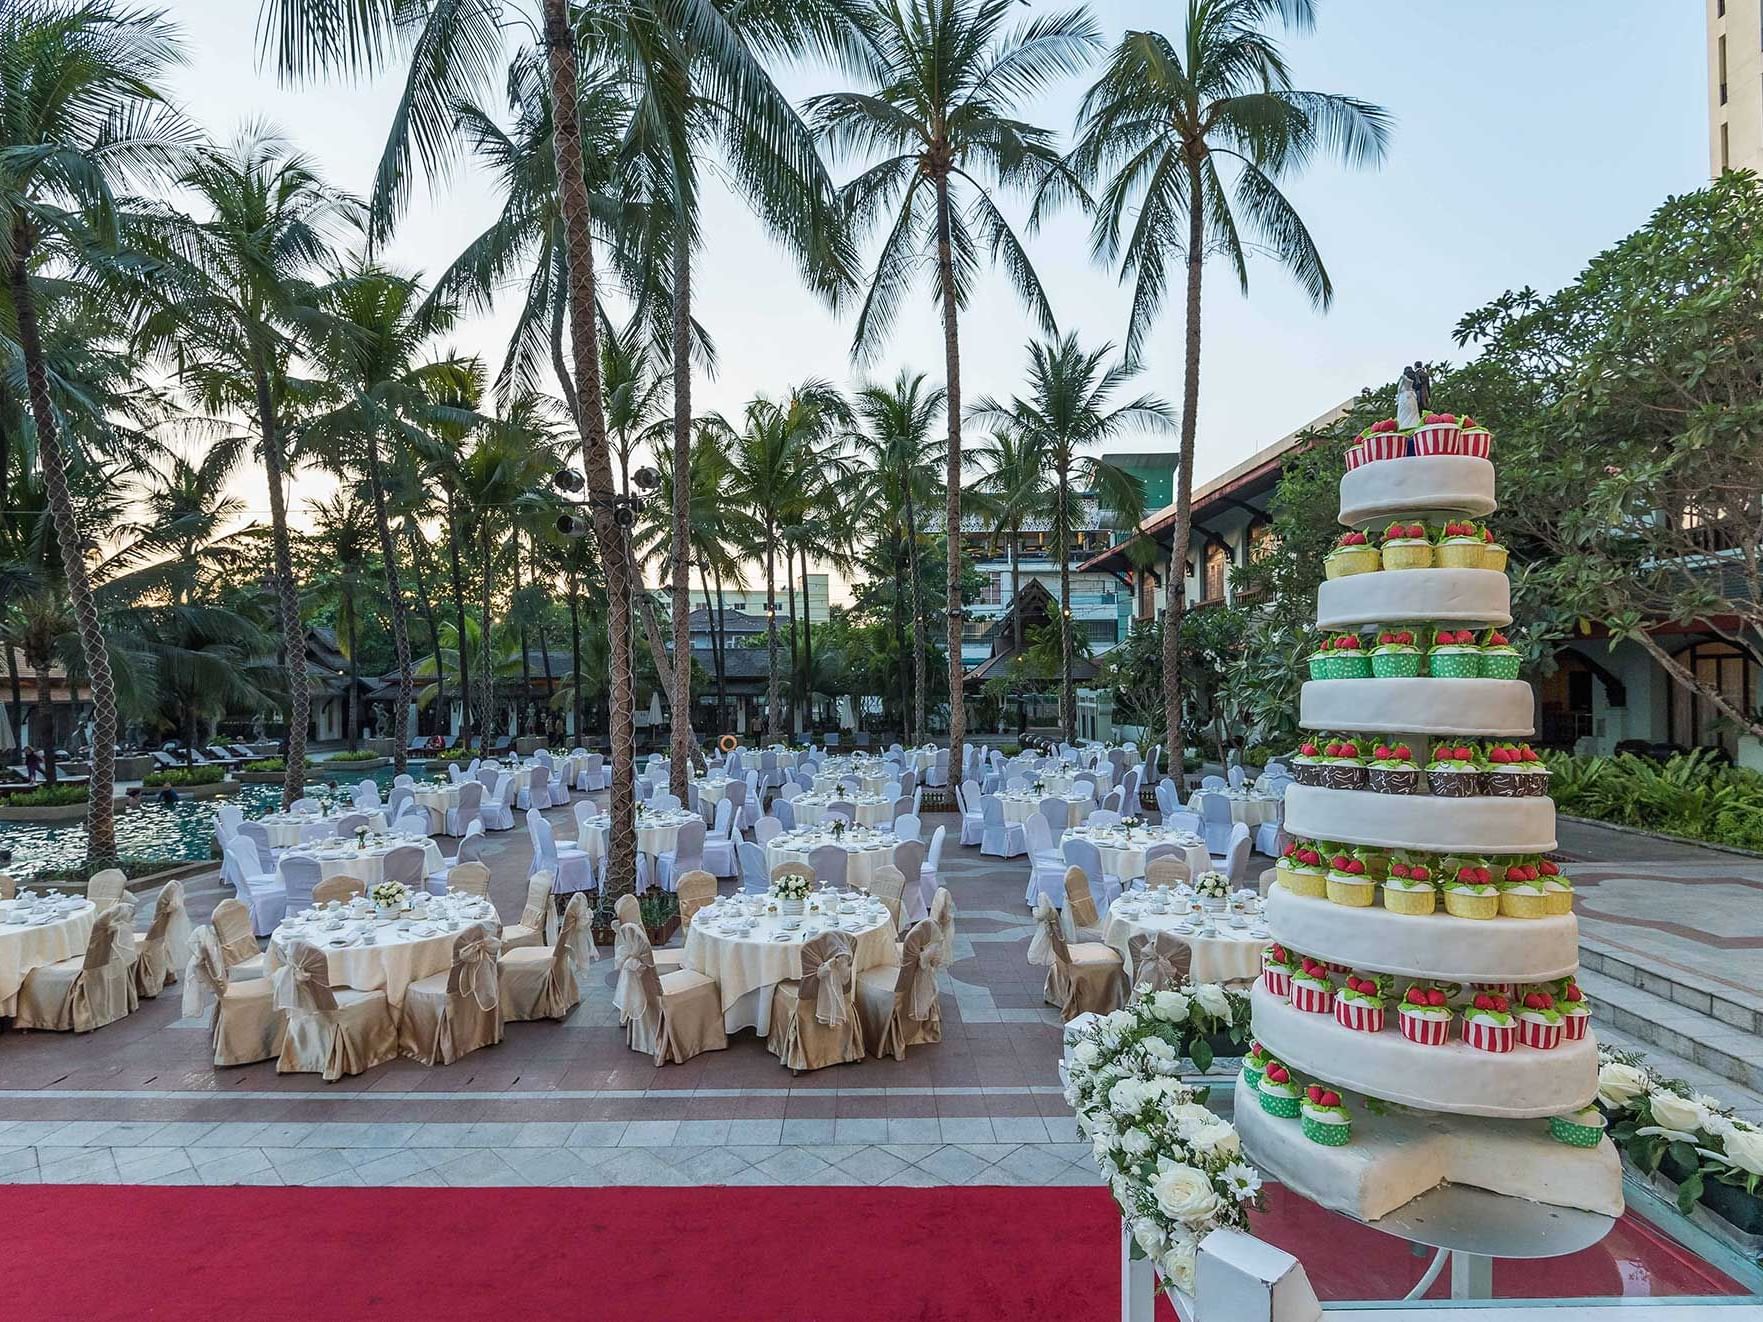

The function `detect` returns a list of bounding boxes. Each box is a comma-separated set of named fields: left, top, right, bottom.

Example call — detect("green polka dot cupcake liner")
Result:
left=1428, top=651, right=1482, bottom=679
left=1240, top=1064, right=1263, bottom=1091
left=1548, top=1114, right=1605, bottom=1148
left=1258, top=1089, right=1301, bottom=1119
left=1371, top=652, right=1423, bottom=678
left=1301, top=1114, right=1352, bottom=1146
left=1481, top=654, right=1522, bottom=680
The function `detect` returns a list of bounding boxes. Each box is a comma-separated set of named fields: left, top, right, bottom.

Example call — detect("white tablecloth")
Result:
left=265, top=893, right=498, bottom=1010
left=695, top=777, right=736, bottom=810
left=793, top=793, right=891, bottom=827
left=1064, top=826, right=1208, bottom=884
left=279, top=836, right=445, bottom=886
left=580, top=810, right=699, bottom=860
left=684, top=898, right=897, bottom=1032
left=1189, top=790, right=1281, bottom=828
left=258, top=811, right=388, bottom=849
left=765, top=831, right=898, bottom=889
left=811, top=770, right=889, bottom=797
left=0, top=899, right=96, bottom=1015
left=1000, top=791, right=1091, bottom=827
left=1100, top=899, right=1269, bottom=985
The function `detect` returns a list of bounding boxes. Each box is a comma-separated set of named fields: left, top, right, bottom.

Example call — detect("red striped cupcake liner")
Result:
left=1518, top=1018, right=1564, bottom=1051
left=1360, top=432, right=1408, bottom=463
left=1463, top=1018, right=1517, bottom=1053
left=1399, top=1010, right=1450, bottom=1045
left=1334, top=1000, right=1385, bottom=1034
left=1459, top=429, right=1492, bottom=458
left=1562, top=1013, right=1590, bottom=1041
left=1411, top=422, right=1461, bottom=455
left=1262, top=967, right=1292, bottom=998
left=1290, top=982, right=1334, bottom=1015
left=1344, top=443, right=1368, bottom=470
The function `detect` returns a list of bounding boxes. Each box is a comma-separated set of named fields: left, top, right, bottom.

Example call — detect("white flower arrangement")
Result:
left=1065, top=988, right=1261, bottom=1294
left=771, top=874, right=812, bottom=902
left=370, top=880, right=409, bottom=911
left=1193, top=871, right=1231, bottom=900
left=1597, top=1045, right=1762, bottom=1210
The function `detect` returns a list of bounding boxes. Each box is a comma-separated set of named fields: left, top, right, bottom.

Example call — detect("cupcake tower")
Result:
left=1234, top=433, right=1622, bottom=1224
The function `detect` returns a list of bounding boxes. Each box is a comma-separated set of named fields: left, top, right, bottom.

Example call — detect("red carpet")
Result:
left=3, top=1184, right=1746, bottom=1320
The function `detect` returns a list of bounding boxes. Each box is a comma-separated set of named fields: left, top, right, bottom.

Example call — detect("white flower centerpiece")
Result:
left=1193, top=870, right=1231, bottom=908
left=771, top=872, right=812, bottom=917
left=355, top=825, right=370, bottom=849
left=370, top=880, right=409, bottom=918
left=1119, top=815, right=1142, bottom=839
left=1065, top=987, right=1262, bottom=1297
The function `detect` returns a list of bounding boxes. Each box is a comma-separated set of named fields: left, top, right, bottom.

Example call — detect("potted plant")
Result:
left=640, top=891, right=681, bottom=946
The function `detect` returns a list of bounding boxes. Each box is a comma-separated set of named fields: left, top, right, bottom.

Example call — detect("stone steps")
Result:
left=1579, top=942, right=1763, bottom=1036
left=1577, top=967, right=1763, bottom=1094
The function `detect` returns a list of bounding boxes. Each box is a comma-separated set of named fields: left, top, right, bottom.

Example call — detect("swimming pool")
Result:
left=0, top=767, right=405, bottom=878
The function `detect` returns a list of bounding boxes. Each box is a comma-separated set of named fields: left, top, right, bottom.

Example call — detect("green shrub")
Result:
left=1547, top=749, right=1763, bottom=851
left=426, top=748, right=474, bottom=765
left=144, top=764, right=225, bottom=787
left=1001, top=743, right=1022, bottom=757
left=327, top=749, right=382, bottom=763
left=3, top=783, right=88, bottom=807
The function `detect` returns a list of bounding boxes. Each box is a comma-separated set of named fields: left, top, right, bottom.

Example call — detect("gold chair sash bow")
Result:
left=799, top=933, right=854, bottom=1027
left=1128, top=931, right=1192, bottom=991
left=447, top=924, right=502, bottom=1011
left=1026, top=897, right=1063, bottom=967
left=273, top=941, right=338, bottom=1012
left=181, top=926, right=228, bottom=1019
left=556, top=894, right=596, bottom=980
left=901, top=922, right=945, bottom=1021
left=612, top=923, right=658, bottom=1024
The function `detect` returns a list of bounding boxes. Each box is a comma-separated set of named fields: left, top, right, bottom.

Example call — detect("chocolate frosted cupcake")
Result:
left=1291, top=739, right=1326, bottom=787
left=1366, top=741, right=1420, bottom=795
left=1425, top=742, right=1484, bottom=797
left=1319, top=737, right=1368, bottom=790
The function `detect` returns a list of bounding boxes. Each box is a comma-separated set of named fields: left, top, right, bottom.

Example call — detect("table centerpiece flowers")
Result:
left=1193, top=871, right=1231, bottom=908
left=355, top=825, right=371, bottom=849
left=370, top=880, right=409, bottom=918
left=771, top=872, right=812, bottom=917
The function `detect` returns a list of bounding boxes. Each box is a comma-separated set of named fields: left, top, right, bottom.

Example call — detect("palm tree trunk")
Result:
left=479, top=523, right=496, bottom=754
left=445, top=493, right=473, bottom=749
left=892, top=538, right=911, bottom=739
left=785, top=558, right=799, bottom=737
left=10, top=243, right=116, bottom=861
left=6, top=643, right=23, bottom=756
left=1010, top=526, right=1025, bottom=733
left=934, top=175, right=965, bottom=774
left=763, top=522, right=780, bottom=743
left=669, top=248, right=694, bottom=797
left=1163, top=166, right=1206, bottom=782
left=403, top=522, right=446, bottom=740
left=799, top=544, right=814, bottom=732
left=362, top=436, right=412, bottom=771
left=345, top=597, right=360, bottom=750
left=568, top=570, right=584, bottom=738
left=1058, top=463, right=1074, bottom=744
left=903, top=482, right=926, bottom=744
left=543, top=0, right=638, bottom=894
left=701, top=564, right=726, bottom=733
left=514, top=530, right=530, bottom=737
left=251, top=361, right=309, bottom=806
left=533, top=540, right=554, bottom=734
left=31, top=664, right=54, bottom=785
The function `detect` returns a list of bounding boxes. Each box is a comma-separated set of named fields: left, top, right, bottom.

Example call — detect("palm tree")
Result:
left=139, top=128, right=357, bottom=807
left=968, top=423, right=1051, bottom=664
left=850, top=371, right=945, bottom=743
left=970, top=334, right=1168, bottom=740
left=807, top=0, right=1099, bottom=777
left=1064, top=2, right=1390, bottom=771
left=0, top=0, right=194, bottom=862
left=303, top=492, right=377, bottom=751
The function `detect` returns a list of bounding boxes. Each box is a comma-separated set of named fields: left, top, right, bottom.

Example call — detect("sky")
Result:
left=163, top=1, right=1708, bottom=600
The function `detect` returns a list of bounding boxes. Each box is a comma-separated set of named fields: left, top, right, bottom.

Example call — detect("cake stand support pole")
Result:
left=1404, top=1247, right=1450, bottom=1300
left=1449, top=1250, right=1493, bottom=1299
left=1120, top=1223, right=1156, bottom=1322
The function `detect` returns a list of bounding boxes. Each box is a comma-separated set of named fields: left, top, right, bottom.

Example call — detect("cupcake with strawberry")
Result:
left=1325, top=632, right=1371, bottom=679
left=1370, top=627, right=1423, bottom=678
left=1458, top=415, right=1493, bottom=459
left=1382, top=851, right=1439, bottom=916
left=1256, top=1059, right=1302, bottom=1118
left=1479, top=629, right=1522, bottom=680
left=1555, top=977, right=1591, bottom=1039
left=1539, top=859, right=1573, bottom=915
left=1427, top=628, right=1482, bottom=679
left=1398, top=982, right=1455, bottom=1045
left=1300, top=1084, right=1353, bottom=1146
left=1512, top=747, right=1552, bottom=798
left=1411, top=410, right=1462, bottom=456
left=1324, top=850, right=1375, bottom=908
left=1358, top=416, right=1407, bottom=464
left=1516, top=987, right=1566, bottom=1050
left=1434, top=519, right=1487, bottom=570
left=1289, top=956, right=1337, bottom=1013
left=1426, top=742, right=1484, bottom=797
left=1305, top=634, right=1335, bottom=682
left=1261, top=943, right=1300, bottom=997
left=1441, top=855, right=1499, bottom=919
left=1241, top=1040, right=1273, bottom=1091
left=1380, top=519, right=1434, bottom=571
left=1278, top=840, right=1329, bottom=898
left=1366, top=740, right=1421, bottom=795
left=1319, top=736, right=1368, bottom=791
left=1480, top=523, right=1509, bottom=572
left=1496, top=856, right=1549, bottom=918
left=1334, top=973, right=1387, bottom=1033
left=1549, top=1107, right=1608, bottom=1149
left=1324, top=528, right=1381, bottom=579
left=1461, top=990, right=1518, bottom=1053
left=1291, top=738, right=1326, bottom=787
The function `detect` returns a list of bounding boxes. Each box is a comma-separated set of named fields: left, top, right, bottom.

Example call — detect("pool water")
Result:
left=0, top=767, right=404, bottom=878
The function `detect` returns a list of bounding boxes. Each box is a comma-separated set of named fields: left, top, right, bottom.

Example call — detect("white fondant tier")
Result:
left=1282, top=784, right=1556, bottom=854
left=1316, top=568, right=1511, bottom=630
left=1337, top=456, right=1499, bottom=529
left=1264, top=886, right=1579, bottom=982
left=1250, top=983, right=1598, bottom=1118
left=1232, top=1077, right=1622, bottom=1221
left=1300, top=677, right=1535, bottom=737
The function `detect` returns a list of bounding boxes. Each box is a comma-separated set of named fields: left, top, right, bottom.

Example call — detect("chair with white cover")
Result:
left=397, top=922, right=503, bottom=1066
left=776, top=781, right=801, bottom=802
left=754, top=814, right=783, bottom=847
left=1213, top=820, right=1254, bottom=883
left=14, top=904, right=138, bottom=1032
left=1026, top=895, right=1124, bottom=1021
left=373, top=843, right=423, bottom=892
left=825, top=799, right=857, bottom=825
left=1144, top=854, right=1191, bottom=888
left=1061, top=836, right=1121, bottom=911
left=893, top=812, right=921, bottom=843
left=395, top=773, right=416, bottom=788
left=758, top=750, right=783, bottom=791
left=445, top=780, right=484, bottom=838
left=766, top=931, right=863, bottom=1072
left=333, top=812, right=371, bottom=838
left=1100, top=786, right=1125, bottom=815
left=1228, top=764, right=1247, bottom=790
left=1200, top=774, right=1227, bottom=791
left=898, top=769, right=917, bottom=796
left=1128, top=930, right=1193, bottom=993
left=919, top=825, right=945, bottom=898
left=979, top=794, right=1025, bottom=858
left=771, top=798, right=796, bottom=832
left=650, top=790, right=682, bottom=813
left=214, top=803, right=244, bottom=849
left=182, top=926, right=284, bottom=1066
left=500, top=892, right=592, bottom=1022
left=739, top=841, right=770, bottom=893
left=430, top=820, right=486, bottom=892
left=703, top=797, right=739, bottom=877
left=480, top=774, right=516, bottom=831
left=952, top=783, right=982, bottom=848
left=1254, top=817, right=1285, bottom=858
left=1088, top=809, right=1120, bottom=832
left=447, top=763, right=466, bottom=784
left=353, top=779, right=382, bottom=810
left=209, top=898, right=266, bottom=981
left=526, top=808, right=592, bottom=892
left=290, top=796, right=320, bottom=815
left=224, top=839, right=288, bottom=934
left=1154, top=778, right=1179, bottom=821
left=1005, top=775, right=1029, bottom=793
left=889, top=843, right=926, bottom=923
left=476, top=765, right=500, bottom=794
left=806, top=844, right=848, bottom=889
left=87, top=868, right=127, bottom=912
left=312, top=875, right=365, bottom=905
left=1198, top=792, right=1236, bottom=855
left=1020, top=813, right=1068, bottom=908
left=132, top=880, right=191, bottom=999
left=1038, top=797, right=1073, bottom=840
left=613, top=922, right=726, bottom=1065
left=580, top=753, right=609, bottom=791
left=547, top=765, right=570, bottom=807
left=516, top=765, right=550, bottom=812
left=387, top=786, right=416, bottom=824
left=272, top=940, right=398, bottom=1081
left=654, top=818, right=706, bottom=892
left=925, top=749, right=950, bottom=788
left=722, top=780, right=752, bottom=831
left=857, top=919, right=945, bottom=1061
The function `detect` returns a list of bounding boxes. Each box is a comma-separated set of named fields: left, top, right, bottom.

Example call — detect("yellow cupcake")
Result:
left=1434, top=541, right=1486, bottom=569
left=1287, top=869, right=1328, bottom=899
left=1543, top=882, right=1573, bottom=915
left=1483, top=544, right=1510, bottom=572
left=1499, top=889, right=1550, bottom=919
left=1443, top=887, right=1499, bottom=920
left=1381, top=882, right=1436, bottom=916
left=1381, top=542, right=1433, bottom=571
left=1326, top=873, right=1376, bottom=908
left=1324, top=544, right=1382, bottom=579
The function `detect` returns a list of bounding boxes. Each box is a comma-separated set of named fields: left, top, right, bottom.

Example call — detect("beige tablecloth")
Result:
left=1064, top=827, right=1209, bottom=884
left=1000, top=791, right=1090, bottom=828
left=279, top=836, right=445, bottom=886
left=1100, top=900, right=1269, bottom=985
left=684, top=902, right=897, bottom=1032
left=793, top=793, right=891, bottom=827
left=1189, top=790, right=1281, bottom=828
left=581, top=811, right=698, bottom=860
left=265, top=902, right=495, bottom=1009
left=765, top=833, right=898, bottom=888
left=0, top=900, right=96, bottom=1015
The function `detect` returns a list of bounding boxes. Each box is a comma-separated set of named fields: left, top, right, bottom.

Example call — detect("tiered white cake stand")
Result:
left=1236, top=454, right=1620, bottom=1298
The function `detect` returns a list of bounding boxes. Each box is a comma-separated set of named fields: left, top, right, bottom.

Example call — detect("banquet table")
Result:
left=792, top=791, right=891, bottom=828
left=1062, top=824, right=1209, bottom=885
left=580, top=808, right=700, bottom=861
left=257, top=810, right=388, bottom=849
left=0, top=895, right=97, bottom=1016
left=765, top=827, right=899, bottom=889
left=811, top=770, right=890, bottom=797
left=408, top=783, right=462, bottom=834
left=278, top=834, right=446, bottom=887
left=695, top=776, right=736, bottom=811
left=1189, top=789, right=1282, bottom=828
left=1100, top=893, right=1270, bottom=985
left=999, top=790, right=1091, bottom=828
left=264, top=890, right=499, bottom=1011
left=684, top=893, right=898, bottom=1032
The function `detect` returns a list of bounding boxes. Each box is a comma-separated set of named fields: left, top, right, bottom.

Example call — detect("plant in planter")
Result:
left=144, top=765, right=226, bottom=788
left=639, top=891, right=681, bottom=945
left=4, top=784, right=89, bottom=808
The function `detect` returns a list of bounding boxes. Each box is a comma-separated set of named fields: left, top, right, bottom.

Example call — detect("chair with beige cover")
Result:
left=87, top=868, right=127, bottom=912
left=210, top=898, right=267, bottom=981
left=312, top=875, right=365, bottom=906
left=1063, top=866, right=1102, bottom=938
left=1144, top=855, right=1191, bottom=888
left=766, top=931, right=864, bottom=1073
left=446, top=862, right=491, bottom=897
left=856, top=919, right=945, bottom=1061
left=182, top=925, right=284, bottom=1066
left=132, top=880, right=192, bottom=999
left=1127, top=930, right=1192, bottom=993
left=1026, top=895, right=1124, bottom=1021
left=0, top=873, right=15, bottom=899
left=500, top=871, right=553, bottom=951
left=14, top=904, right=139, bottom=1032
left=271, top=940, right=398, bottom=1081
left=929, top=886, right=956, bottom=965
left=612, top=921, right=726, bottom=1065
left=866, top=864, right=907, bottom=930
left=676, top=870, right=717, bottom=927
left=397, top=922, right=503, bottom=1065
left=500, top=892, right=594, bottom=1023
left=614, top=892, right=682, bottom=972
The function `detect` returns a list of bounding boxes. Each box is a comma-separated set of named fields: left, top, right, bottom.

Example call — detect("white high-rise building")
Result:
left=1710, top=0, right=1763, bottom=174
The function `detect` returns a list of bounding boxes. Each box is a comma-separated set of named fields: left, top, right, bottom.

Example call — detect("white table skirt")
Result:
left=811, top=771, right=889, bottom=797
left=0, top=901, right=96, bottom=1016
left=695, top=779, right=735, bottom=810
left=580, top=813, right=696, bottom=861
left=765, top=837, right=896, bottom=889
left=685, top=908, right=897, bottom=1032
left=265, top=913, right=486, bottom=1010
left=1189, top=791, right=1281, bottom=827
left=279, top=837, right=445, bottom=886
left=794, top=795, right=890, bottom=827
left=1065, top=828, right=1209, bottom=884
left=1000, top=793, right=1090, bottom=828
left=1100, top=903, right=1268, bottom=985
left=259, top=812, right=388, bottom=849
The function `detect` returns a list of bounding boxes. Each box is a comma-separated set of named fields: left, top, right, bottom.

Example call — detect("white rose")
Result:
left=1193, top=984, right=1231, bottom=1019
left=1072, top=1040, right=1100, bottom=1068
left=1092, top=1134, right=1116, bottom=1165
left=1142, top=1036, right=1177, bottom=1064
left=1122, top=1127, right=1153, bottom=1157
left=1109, top=1079, right=1143, bottom=1115
left=1166, top=1102, right=1215, bottom=1129
left=1159, top=1236, right=1198, bottom=1293
left=1150, top=1162, right=1220, bottom=1226
left=1596, top=1062, right=1647, bottom=1109
left=1718, top=1123, right=1763, bottom=1177
left=1151, top=990, right=1190, bottom=1023
left=1648, top=1090, right=1711, bottom=1135
left=1131, top=1217, right=1167, bottom=1256
left=1186, top=1120, right=1241, bottom=1158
